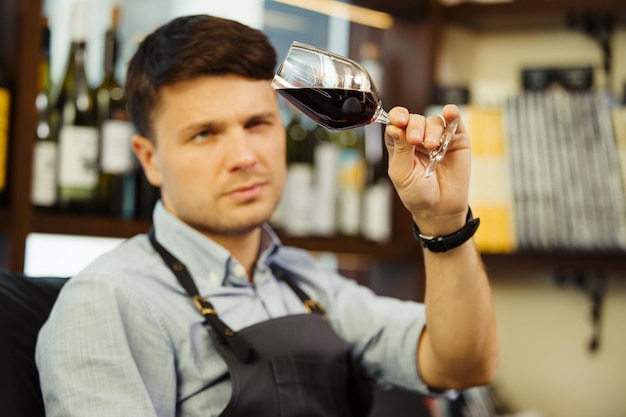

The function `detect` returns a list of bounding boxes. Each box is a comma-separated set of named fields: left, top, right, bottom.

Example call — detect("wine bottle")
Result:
left=358, top=42, right=392, bottom=243
left=51, top=2, right=99, bottom=211
left=0, top=63, right=11, bottom=203
left=31, top=18, right=58, bottom=208
left=333, top=127, right=367, bottom=237
left=311, top=124, right=339, bottom=236
left=95, top=6, right=135, bottom=217
left=361, top=123, right=392, bottom=243
left=282, top=107, right=315, bottom=236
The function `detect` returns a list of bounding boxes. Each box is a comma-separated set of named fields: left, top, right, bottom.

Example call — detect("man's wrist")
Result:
left=413, top=207, right=480, bottom=253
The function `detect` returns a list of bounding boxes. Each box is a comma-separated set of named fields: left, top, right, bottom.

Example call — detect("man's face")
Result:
left=133, top=75, right=286, bottom=238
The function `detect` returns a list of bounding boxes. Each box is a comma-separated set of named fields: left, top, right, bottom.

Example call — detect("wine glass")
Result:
left=272, top=41, right=459, bottom=178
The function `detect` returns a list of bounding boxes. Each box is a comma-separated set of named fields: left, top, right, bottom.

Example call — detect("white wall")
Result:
left=24, top=233, right=124, bottom=277
left=489, top=263, right=626, bottom=417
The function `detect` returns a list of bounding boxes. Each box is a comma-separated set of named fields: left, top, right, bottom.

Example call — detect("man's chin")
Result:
left=229, top=202, right=277, bottom=229
left=204, top=212, right=272, bottom=236
left=224, top=220, right=266, bottom=236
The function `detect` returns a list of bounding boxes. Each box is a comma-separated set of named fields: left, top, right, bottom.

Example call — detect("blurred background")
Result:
left=1, top=0, right=625, bottom=416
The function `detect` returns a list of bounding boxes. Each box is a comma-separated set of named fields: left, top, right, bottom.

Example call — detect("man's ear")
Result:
left=131, top=134, right=163, bottom=187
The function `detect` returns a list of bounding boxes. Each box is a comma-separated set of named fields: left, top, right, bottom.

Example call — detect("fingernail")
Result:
left=408, top=129, right=422, bottom=142
left=425, top=134, right=437, bottom=147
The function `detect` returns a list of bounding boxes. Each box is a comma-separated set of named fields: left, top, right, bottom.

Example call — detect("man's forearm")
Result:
left=417, top=240, right=499, bottom=390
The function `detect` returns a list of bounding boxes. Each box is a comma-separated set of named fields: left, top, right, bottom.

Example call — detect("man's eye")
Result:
left=192, top=130, right=213, bottom=141
left=247, top=119, right=271, bottom=129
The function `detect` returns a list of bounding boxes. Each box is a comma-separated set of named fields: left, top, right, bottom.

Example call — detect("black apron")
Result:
left=148, top=230, right=372, bottom=417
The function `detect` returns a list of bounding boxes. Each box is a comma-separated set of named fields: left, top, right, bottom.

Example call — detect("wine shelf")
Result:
left=441, top=0, right=626, bottom=30
left=30, top=211, right=626, bottom=270
left=31, top=211, right=423, bottom=260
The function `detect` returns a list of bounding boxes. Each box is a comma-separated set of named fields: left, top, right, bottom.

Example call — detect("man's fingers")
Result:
left=442, top=104, right=467, bottom=135
left=422, top=115, right=445, bottom=149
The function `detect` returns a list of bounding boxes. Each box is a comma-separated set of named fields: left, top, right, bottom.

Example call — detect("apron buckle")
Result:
left=304, top=299, right=327, bottom=318
left=193, top=295, right=217, bottom=316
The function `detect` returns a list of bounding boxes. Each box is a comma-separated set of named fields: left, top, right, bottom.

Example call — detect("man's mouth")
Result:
left=226, top=182, right=265, bottom=201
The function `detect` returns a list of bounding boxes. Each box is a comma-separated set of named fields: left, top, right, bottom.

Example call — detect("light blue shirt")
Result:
left=36, top=201, right=430, bottom=417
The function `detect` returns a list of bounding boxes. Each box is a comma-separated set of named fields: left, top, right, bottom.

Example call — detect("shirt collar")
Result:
left=152, top=201, right=282, bottom=287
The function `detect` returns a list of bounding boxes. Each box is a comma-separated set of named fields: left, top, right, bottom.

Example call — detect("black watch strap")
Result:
left=413, top=208, right=480, bottom=253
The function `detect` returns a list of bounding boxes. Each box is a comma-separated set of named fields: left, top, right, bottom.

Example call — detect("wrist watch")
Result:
left=413, top=207, right=480, bottom=253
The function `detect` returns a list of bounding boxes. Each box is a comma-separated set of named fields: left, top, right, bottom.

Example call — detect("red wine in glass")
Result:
left=276, top=88, right=380, bottom=130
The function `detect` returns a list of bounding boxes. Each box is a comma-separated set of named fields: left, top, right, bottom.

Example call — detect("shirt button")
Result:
left=209, top=272, right=220, bottom=284
left=232, top=264, right=246, bottom=278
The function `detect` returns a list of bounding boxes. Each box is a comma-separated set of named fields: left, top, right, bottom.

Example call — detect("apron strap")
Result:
left=148, top=228, right=253, bottom=363
left=270, top=265, right=327, bottom=317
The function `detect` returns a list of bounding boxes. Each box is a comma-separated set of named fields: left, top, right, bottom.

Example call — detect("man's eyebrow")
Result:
left=178, top=120, right=223, bottom=136
left=247, top=111, right=277, bottom=121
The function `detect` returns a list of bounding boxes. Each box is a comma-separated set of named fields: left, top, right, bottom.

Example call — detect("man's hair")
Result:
left=125, top=15, right=278, bottom=139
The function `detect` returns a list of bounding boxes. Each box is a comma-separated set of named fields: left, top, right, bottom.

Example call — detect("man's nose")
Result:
left=225, top=131, right=258, bottom=170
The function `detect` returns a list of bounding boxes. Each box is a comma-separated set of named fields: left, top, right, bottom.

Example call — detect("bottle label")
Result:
left=312, top=143, right=339, bottom=236
left=283, top=163, right=313, bottom=236
left=0, top=87, right=10, bottom=191
left=338, top=188, right=360, bottom=236
left=361, top=180, right=392, bottom=243
left=101, top=120, right=134, bottom=173
left=31, top=141, right=58, bottom=206
left=338, top=148, right=366, bottom=191
left=58, top=125, right=98, bottom=189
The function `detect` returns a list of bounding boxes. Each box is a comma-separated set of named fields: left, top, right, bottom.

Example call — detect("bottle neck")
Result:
left=102, top=30, right=118, bottom=80
left=70, top=2, right=87, bottom=44
left=69, top=41, right=91, bottom=113
left=72, top=41, right=87, bottom=76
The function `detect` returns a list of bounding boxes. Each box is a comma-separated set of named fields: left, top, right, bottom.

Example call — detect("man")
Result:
left=36, top=14, right=498, bottom=417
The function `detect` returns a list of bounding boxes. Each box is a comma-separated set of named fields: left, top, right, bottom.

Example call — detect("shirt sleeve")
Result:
left=36, top=273, right=177, bottom=417
left=323, top=272, right=430, bottom=393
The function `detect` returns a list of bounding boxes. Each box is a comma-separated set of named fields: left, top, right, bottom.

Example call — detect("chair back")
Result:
left=0, top=270, right=68, bottom=417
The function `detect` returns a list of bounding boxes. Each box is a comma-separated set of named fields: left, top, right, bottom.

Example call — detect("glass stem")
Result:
left=374, top=107, right=390, bottom=125
left=424, top=117, right=459, bottom=178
